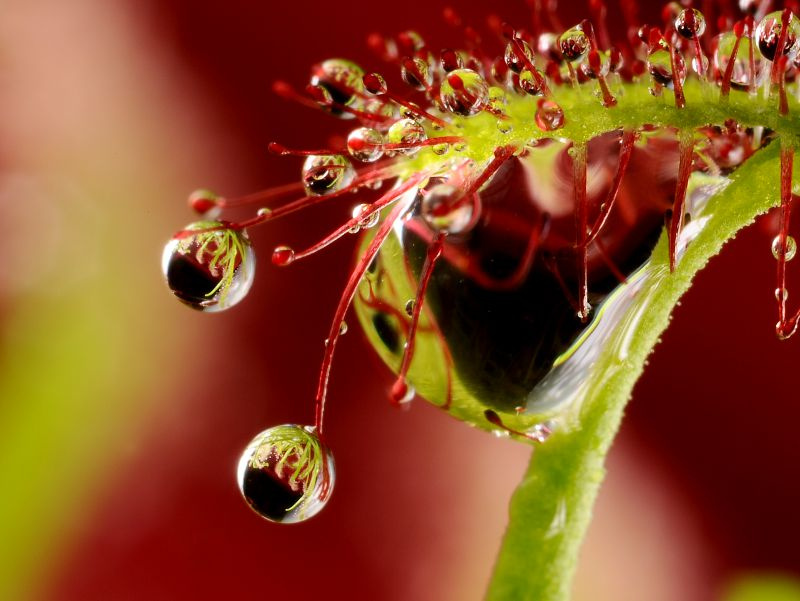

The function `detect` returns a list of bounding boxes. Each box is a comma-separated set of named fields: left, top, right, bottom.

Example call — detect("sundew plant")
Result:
left=163, top=1, right=800, bottom=598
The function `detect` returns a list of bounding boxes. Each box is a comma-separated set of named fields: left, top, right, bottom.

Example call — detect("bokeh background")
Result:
left=0, top=0, right=799, bottom=600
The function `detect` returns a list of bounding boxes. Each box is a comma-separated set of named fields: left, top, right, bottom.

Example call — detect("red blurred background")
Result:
left=1, top=1, right=798, bottom=600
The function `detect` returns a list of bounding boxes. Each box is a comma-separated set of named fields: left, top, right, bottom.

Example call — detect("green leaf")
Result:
left=485, top=141, right=791, bottom=600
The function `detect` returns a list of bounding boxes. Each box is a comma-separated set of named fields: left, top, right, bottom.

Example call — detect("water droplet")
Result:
left=162, top=222, right=255, bottom=312
left=302, top=154, right=356, bottom=196
left=647, top=47, right=685, bottom=88
left=776, top=286, right=789, bottom=301
left=420, top=182, right=475, bottom=235
left=386, top=118, right=427, bottom=156
left=339, top=321, right=349, bottom=335
left=504, top=39, right=534, bottom=74
left=310, top=59, right=365, bottom=111
left=535, top=99, right=565, bottom=131
left=772, top=234, right=797, bottom=261
left=237, top=424, right=335, bottom=523
left=440, top=68, right=489, bottom=116
left=527, top=420, right=556, bottom=443
left=519, top=67, right=546, bottom=96
left=431, top=142, right=450, bottom=156
left=440, top=48, right=463, bottom=73
left=675, top=8, right=706, bottom=39
left=188, top=189, right=222, bottom=218
left=390, top=379, right=416, bottom=404
left=559, top=26, right=590, bottom=63
left=272, top=245, right=295, bottom=266
left=755, top=11, right=800, bottom=61
left=351, top=203, right=380, bottom=231
left=714, top=33, right=760, bottom=89
left=256, top=207, right=272, bottom=217
left=362, top=72, right=388, bottom=95
left=347, top=127, right=385, bottom=163
left=404, top=299, right=415, bottom=316
left=401, top=57, right=432, bottom=90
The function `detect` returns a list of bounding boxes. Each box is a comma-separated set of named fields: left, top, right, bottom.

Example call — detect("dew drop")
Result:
left=772, top=234, right=797, bottom=261
left=535, top=99, right=565, bottom=131
left=675, top=8, right=706, bottom=39
left=755, top=11, right=800, bottom=61
left=386, top=118, right=427, bottom=156
left=401, top=57, right=432, bottom=90
left=431, top=142, right=450, bottom=155
left=339, top=321, right=349, bottom=335
left=714, top=33, right=760, bottom=89
left=776, top=286, right=789, bottom=301
left=302, top=154, right=356, bottom=196
left=420, top=182, right=475, bottom=235
left=439, top=68, right=489, bottom=116
left=347, top=127, right=385, bottom=163
left=162, top=222, right=255, bottom=312
left=404, top=299, right=415, bottom=316
left=188, top=189, right=222, bottom=219
left=310, top=59, right=365, bottom=110
left=272, top=245, right=295, bottom=266
left=647, top=47, right=686, bottom=88
left=440, top=48, right=463, bottom=73
left=504, top=39, right=534, bottom=74
left=559, top=25, right=590, bottom=63
left=237, top=425, right=335, bottom=523
left=362, top=72, right=388, bottom=95
left=519, top=67, right=546, bottom=96
left=390, top=379, right=416, bottom=404
left=351, top=203, right=380, bottom=231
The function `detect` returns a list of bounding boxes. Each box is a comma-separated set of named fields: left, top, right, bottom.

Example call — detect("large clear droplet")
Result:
left=713, top=32, right=760, bottom=89
left=772, top=234, right=797, bottom=261
left=347, top=127, right=385, bottom=163
left=420, top=181, right=475, bottom=235
left=386, top=118, right=427, bottom=156
left=439, top=68, right=489, bottom=116
left=755, top=10, right=800, bottom=61
left=310, top=58, right=365, bottom=114
left=162, top=222, right=255, bottom=312
left=302, top=154, right=356, bottom=196
left=675, top=8, right=707, bottom=39
left=647, top=47, right=686, bottom=88
left=237, top=424, right=335, bottom=523
left=559, top=26, right=590, bottom=62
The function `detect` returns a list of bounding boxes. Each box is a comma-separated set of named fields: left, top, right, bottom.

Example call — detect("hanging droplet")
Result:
left=420, top=182, right=475, bottom=235
left=535, top=99, right=565, bottom=131
left=772, top=234, right=797, bottom=261
left=162, top=222, right=255, bottom=312
left=559, top=25, right=590, bottom=63
left=188, top=189, right=222, bottom=219
left=347, top=127, right=385, bottom=163
left=440, top=48, right=463, bottom=73
left=755, top=11, right=800, bottom=61
left=401, top=57, right=432, bottom=90
left=713, top=32, right=760, bottom=89
left=237, top=424, right=335, bottom=523
left=439, top=69, right=489, bottom=116
left=390, top=379, right=416, bottom=404
left=302, top=154, right=356, bottom=196
left=675, top=8, right=706, bottom=39
left=339, top=321, right=349, bottom=335
left=504, top=39, right=534, bottom=74
left=404, top=299, right=415, bottom=316
left=519, top=67, right=546, bottom=96
left=386, top=118, right=427, bottom=156
left=310, top=59, right=365, bottom=111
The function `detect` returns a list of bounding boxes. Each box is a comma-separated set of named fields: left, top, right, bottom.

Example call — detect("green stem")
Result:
left=486, top=140, right=793, bottom=600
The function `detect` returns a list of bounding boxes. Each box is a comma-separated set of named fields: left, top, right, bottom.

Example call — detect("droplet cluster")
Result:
left=163, top=0, right=800, bottom=521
